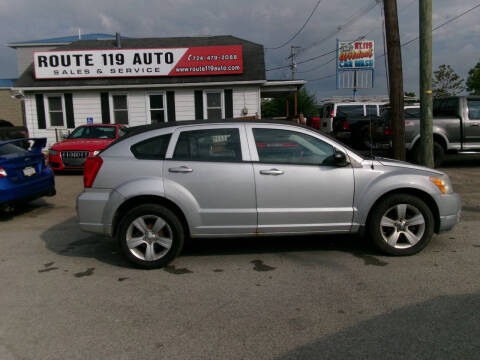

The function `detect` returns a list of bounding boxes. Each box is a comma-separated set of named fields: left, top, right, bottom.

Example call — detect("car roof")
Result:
left=105, top=118, right=330, bottom=149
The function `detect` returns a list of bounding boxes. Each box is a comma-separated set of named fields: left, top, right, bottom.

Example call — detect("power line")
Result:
left=296, top=57, right=336, bottom=74
left=377, top=2, right=480, bottom=59
left=305, top=2, right=480, bottom=84
left=296, top=0, right=379, bottom=56
left=265, top=0, right=324, bottom=50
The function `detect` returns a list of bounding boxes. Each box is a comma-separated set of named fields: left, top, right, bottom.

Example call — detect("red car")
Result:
left=48, top=124, right=127, bottom=171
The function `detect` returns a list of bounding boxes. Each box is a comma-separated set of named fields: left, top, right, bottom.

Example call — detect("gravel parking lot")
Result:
left=1, top=155, right=479, bottom=360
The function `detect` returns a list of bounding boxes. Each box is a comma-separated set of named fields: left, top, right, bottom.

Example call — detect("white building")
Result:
left=10, top=34, right=305, bottom=146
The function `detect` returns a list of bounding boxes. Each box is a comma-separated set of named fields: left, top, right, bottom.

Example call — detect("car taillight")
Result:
left=330, top=110, right=334, bottom=118
left=83, top=156, right=103, bottom=188
left=342, top=120, right=350, bottom=130
left=0, top=167, right=7, bottom=178
left=384, top=126, right=392, bottom=136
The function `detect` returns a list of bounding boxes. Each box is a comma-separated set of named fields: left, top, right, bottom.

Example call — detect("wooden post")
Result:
left=419, top=0, right=434, bottom=167
left=384, top=0, right=405, bottom=160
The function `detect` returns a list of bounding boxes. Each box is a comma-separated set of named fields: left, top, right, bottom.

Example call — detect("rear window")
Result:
left=131, top=134, right=172, bottom=160
left=336, top=105, right=364, bottom=118
left=0, top=143, right=29, bottom=158
left=468, top=99, right=480, bottom=119
left=366, top=105, right=378, bottom=116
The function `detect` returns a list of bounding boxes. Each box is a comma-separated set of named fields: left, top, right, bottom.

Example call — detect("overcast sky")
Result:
left=1, top=0, right=479, bottom=99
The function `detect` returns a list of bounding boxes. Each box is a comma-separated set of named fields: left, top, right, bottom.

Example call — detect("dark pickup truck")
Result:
left=0, top=119, right=28, bottom=141
left=373, top=96, right=480, bottom=167
left=332, top=114, right=381, bottom=150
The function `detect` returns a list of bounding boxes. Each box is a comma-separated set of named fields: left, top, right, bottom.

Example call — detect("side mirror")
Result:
left=323, top=150, right=349, bottom=167
left=61, top=133, right=69, bottom=140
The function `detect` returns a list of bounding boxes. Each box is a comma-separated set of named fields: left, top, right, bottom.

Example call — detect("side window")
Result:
left=253, top=128, right=335, bottom=165
left=404, top=108, right=420, bottom=118
left=173, top=128, right=241, bottom=162
left=131, top=134, right=172, bottom=160
left=366, top=105, right=377, bottom=116
left=112, top=94, right=129, bottom=124
left=468, top=99, right=480, bottom=120
left=148, top=94, right=165, bottom=123
left=46, top=95, right=65, bottom=127
left=205, top=92, right=223, bottom=120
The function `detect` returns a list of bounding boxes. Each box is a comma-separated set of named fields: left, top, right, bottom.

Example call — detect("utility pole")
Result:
left=290, top=45, right=300, bottom=116
left=419, top=0, right=434, bottom=167
left=383, top=0, right=405, bottom=160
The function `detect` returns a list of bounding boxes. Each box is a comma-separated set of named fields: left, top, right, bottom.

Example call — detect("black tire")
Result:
left=117, top=204, right=185, bottom=269
left=367, top=194, right=434, bottom=256
left=410, top=141, right=445, bottom=168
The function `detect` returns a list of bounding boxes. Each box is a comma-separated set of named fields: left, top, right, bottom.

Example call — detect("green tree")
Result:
left=261, top=88, right=319, bottom=118
left=466, top=60, right=480, bottom=95
left=432, top=64, right=465, bottom=97
left=404, top=91, right=416, bottom=98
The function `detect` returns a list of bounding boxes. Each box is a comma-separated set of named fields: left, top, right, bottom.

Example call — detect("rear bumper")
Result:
left=0, top=181, right=55, bottom=209
left=76, top=188, right=125, bottom=236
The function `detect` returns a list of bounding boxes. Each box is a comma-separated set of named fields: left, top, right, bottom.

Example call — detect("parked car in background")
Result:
left=373, top=96, right=480, bottom=167
left=48, top=124, right=127, bottom=171
left=0, top=119, right=28, bottom=141
left=0, top=138, right=55, bottom=211
left=76, top=120, right=461, bottom=268
left=320, top=101, right=386, bottom=133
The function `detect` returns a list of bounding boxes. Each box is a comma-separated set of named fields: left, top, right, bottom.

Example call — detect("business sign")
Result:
left=337, top=40, right=374, bottom=69
left=33, top=45, right=243, bottom=79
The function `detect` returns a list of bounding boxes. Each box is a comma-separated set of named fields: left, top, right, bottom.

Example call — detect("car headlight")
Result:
left=430, top=175, right=453, bottom=194
left=49, top=149, right=58, bottom=156
left=92, top=150, right=101, bottom=156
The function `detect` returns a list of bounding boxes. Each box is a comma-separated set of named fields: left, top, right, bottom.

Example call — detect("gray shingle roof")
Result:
left=14, top=36, right=265, bottom=89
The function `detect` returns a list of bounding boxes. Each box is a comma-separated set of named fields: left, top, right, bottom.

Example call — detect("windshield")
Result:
left=336, top=105, right=364, bottom=118
left=68, top=126, right=116, bottom=139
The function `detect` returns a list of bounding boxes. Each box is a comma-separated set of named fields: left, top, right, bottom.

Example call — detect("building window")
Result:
left=205, top=91, right=223, bottom=120
left=148, top=93, right=166, bottom=123
left=46, top=95, right=65, bottom=127
left=112, top=94, right=129, bottom=124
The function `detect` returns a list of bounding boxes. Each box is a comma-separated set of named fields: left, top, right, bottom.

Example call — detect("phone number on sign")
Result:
left=187, top=54, right=239, bottom=61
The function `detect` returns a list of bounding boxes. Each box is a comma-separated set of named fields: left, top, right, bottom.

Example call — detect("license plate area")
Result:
left=23, top=166, right=36, bottom=177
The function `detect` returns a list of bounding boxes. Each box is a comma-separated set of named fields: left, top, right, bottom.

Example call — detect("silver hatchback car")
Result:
left=77, top=120, right=461, bottom=268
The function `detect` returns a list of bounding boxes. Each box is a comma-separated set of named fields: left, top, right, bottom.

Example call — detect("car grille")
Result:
left=61, top=151, right=90, bottom=167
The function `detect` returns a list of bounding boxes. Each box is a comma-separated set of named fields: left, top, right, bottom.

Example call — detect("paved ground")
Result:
left=0, top=155, right=479, bottom=360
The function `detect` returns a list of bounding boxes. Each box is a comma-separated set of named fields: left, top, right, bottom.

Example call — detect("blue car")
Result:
left=0, top=138, right=55, bottom=211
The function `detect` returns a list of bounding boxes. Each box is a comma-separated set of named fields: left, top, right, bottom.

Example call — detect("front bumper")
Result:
left=434, top=192, right=462, bottom=233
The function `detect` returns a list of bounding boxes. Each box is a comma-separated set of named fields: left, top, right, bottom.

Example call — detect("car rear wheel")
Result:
left=118, top=204, right=184, bottom=268
left=367, top=194, right=434, bottom=255
left=410, top=141, right=445, bottom=168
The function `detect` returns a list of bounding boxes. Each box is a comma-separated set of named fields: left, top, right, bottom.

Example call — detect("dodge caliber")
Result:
left=76, top=120, right=461, bottom=268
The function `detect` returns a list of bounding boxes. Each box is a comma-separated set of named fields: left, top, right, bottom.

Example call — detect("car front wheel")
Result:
left=367, top=194, right=434, bottom=255
left=118, top=204, right=185, bottom=268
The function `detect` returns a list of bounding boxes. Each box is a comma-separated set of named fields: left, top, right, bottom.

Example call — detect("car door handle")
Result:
left=168, top=166, right=193, bottom=173
left=259, top=168, right=284, bottom=176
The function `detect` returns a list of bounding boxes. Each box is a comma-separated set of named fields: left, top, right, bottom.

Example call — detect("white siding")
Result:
left=126, top=90, right=148, bottom=126
left=174, top=89, right=195, bottom=121
left=73, top=91, right=102, bottom=126
left=22, top=85, right=262, bottom=147
left=24, top=94, right=58, bottom=147
left=232, top=87, right=260, bottom=118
